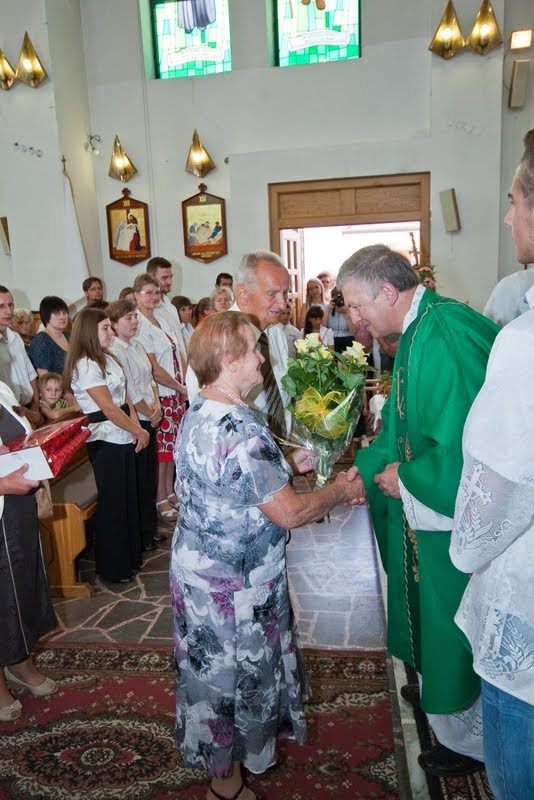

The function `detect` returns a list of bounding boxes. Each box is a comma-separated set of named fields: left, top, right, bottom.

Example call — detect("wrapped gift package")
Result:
left=0, top=416, right=90, bottom=481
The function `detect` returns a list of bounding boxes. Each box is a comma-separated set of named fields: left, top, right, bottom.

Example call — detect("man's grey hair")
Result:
left=235, top=250, right=287, bottom=288
left=337, top=245, right=419, bottom=299
left=519, top=129, right=534, bottom=210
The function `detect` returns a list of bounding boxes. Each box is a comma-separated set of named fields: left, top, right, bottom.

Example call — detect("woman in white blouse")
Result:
left=108, top=300, right=163, bottom=552
left=133, top=274, right=187, bottom=521
left=64, top=308, right=149, bottom=584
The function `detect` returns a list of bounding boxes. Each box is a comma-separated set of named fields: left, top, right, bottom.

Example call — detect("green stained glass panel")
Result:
left=151, top=0, right=231, bottom=79
left=275, top=0, right=360, bottom=68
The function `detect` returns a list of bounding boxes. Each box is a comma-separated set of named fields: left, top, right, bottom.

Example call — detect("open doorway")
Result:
left=270, top=173, right=430, bottom=320
left=298, top=220, right=420, bottom=284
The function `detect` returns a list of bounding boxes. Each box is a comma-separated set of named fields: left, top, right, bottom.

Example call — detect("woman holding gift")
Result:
left=64, top=308, right=149, bottom=584
left=0, top=380, right=58, bottom=722
left=171, top=311, right=362, bottom=800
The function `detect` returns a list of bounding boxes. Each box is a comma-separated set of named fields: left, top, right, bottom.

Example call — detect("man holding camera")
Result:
left=326, top=287, right=358, bottom=353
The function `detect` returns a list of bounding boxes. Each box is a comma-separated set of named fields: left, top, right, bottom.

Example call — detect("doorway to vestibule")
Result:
left=268, top=172, right=430, bottom=322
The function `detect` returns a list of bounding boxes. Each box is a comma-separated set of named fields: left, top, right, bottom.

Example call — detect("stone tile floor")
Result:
left=50, top=502, right=385, bottom=650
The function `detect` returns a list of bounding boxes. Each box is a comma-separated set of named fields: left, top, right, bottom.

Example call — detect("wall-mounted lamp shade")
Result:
left=185, top=130, right=216, bottom=178
left=428, top=1, right=466, bottom=59
left=511, top=29, right=532, bottom=51
left=108, top=135, right=137, bottom=182
left=15, top=32, right=47, bottom=87
left=467, top=0, right=503, bottom=55
left=0, top=50, right=16, bottom=90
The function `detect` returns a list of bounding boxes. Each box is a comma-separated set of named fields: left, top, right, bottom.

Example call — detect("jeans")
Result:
left=481, top=679, right=534, bottom=800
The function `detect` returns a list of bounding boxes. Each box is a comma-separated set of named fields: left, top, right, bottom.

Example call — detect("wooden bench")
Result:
left=39, top=447, right=97, bottom=598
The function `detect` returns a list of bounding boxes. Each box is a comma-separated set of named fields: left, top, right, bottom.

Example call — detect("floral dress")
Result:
left=170, top=396, right=308, bottom=778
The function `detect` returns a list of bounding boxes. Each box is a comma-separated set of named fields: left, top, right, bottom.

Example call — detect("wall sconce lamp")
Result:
left=428, top=1, right=466, bottom=60
left=84, top=134, right=102, bottom=155
left=467, top=0, right=503, bottom=55
left=185, top=130, right=216, bottom=178
left=108, top=135, right=137, bottom=182
left=511, top=29, right=532, bottom=51
left=15, top=32, right=47, bottom=87
left=0, top=49, right=16, bottom=90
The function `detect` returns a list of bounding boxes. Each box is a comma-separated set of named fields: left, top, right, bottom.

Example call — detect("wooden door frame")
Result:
left=268, top=172, right=430, bottom=267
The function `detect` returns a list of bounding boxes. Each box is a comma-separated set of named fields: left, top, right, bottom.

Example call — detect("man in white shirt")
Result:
left=483, top=265, right=534, bottom=327
left=146, top=257, right=188, bottom=378
left=187, top=251, right=291, bottom=435
left=0, top=287, right=41, bottom=425
left=451, top=129, right=534, bottom=800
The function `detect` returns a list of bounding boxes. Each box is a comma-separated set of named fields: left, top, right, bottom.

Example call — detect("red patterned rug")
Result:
left=0, top=646, right=399, bottom=800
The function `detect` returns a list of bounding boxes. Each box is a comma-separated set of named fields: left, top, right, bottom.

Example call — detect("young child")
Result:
left=303, top=305, right=334, bottom=348
left=38, top=372, right=80, bottom=422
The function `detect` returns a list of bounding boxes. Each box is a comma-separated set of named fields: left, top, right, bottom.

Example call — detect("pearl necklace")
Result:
left=208, top=383, right=248, bottom=409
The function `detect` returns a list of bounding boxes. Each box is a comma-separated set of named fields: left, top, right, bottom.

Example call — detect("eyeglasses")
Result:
left=139, top=289, right=161, bottom=297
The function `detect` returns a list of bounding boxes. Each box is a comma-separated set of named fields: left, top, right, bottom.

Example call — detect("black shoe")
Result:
left=400, top=682, right=420, bottom=707
left=418, top=743, right=484, bottom=777
left=142, top=543, right=157, bottom=552
left=153, top=533, right=167, bottom=543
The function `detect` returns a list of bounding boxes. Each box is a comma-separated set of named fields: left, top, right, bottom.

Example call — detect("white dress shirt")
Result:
left=135, top=313, right=179, bottom=399
left=0, top=327, right=37, bottom=406
left=71, top=355, right=133, bottom=445
left=154, top=294, right=187, bottom=370
left=109, top=337, right=157, bottom=422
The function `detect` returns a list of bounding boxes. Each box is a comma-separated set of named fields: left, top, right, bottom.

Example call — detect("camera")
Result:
left=333, top=290, right=345, bottom=308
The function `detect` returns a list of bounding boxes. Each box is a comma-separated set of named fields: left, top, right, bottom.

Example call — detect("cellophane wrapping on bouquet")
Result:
left=4, top=416, right=90, bottom=477
left=281, top=334, right=370, bottom=487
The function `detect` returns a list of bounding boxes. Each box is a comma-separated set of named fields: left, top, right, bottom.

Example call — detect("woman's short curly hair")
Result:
left=188, top=311, right=254, bottom=387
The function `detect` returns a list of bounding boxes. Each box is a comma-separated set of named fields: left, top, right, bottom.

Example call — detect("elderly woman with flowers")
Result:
left=171, top=311, right=362, bottom=800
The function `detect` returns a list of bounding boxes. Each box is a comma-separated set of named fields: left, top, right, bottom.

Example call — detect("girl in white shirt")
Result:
left=302, top=305, right=334, bottom=349
left=64, top=308, right=149, bottom=584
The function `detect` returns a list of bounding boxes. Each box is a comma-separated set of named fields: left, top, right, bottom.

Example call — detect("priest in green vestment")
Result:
left=337, top=245, right=499, bottom=777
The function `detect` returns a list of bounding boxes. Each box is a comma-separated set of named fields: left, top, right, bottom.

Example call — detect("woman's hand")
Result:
left=149, top=403, right=162, bottom=428
left=0, top=464, right=40, bottom=495
left=133, top=428, right=150, bottom=453
left=287, top=447, right=316, bottom=475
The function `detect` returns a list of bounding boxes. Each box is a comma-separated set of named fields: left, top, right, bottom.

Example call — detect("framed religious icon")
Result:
left=106, top=189, right=151, bottom=266
left=182, top=184, right=228, bottom=263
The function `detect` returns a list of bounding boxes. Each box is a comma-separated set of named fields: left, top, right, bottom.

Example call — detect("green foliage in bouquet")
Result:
left=281, top=333, right=369, bottom=441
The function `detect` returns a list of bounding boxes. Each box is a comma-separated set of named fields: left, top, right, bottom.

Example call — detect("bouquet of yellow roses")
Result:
left=281, top=333, right=370, bottom=487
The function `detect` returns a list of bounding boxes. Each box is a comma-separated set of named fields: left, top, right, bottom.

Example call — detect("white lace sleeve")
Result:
left=451, top=454, right=534, bottom=572
left=399, top=477, right=454, bottom=531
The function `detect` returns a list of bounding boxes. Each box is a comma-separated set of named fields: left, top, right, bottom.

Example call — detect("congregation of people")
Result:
left=1, top=132, right=533, bottom=800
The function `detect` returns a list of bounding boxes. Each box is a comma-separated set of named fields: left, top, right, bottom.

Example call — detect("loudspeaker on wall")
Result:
left=439, top=188, right=461, bottom=232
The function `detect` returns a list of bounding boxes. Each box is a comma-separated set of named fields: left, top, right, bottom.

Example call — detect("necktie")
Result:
left=257, top=331, right=286, bottom=439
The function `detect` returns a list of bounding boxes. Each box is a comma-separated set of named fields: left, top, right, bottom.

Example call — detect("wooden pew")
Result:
left=39, top=447, right=97, bottom=598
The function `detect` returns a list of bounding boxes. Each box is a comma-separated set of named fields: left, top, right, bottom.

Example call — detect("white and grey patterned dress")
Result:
left=170, top=395, right=308, bottom=778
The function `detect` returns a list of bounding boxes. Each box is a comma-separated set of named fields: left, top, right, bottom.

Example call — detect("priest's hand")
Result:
left=374, top=462, right=401, bottom=498
left=344, top=466, right=367, bottom=506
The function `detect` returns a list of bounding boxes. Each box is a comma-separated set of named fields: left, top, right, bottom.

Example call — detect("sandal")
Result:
left=4, top=668, right=58, bottom=697
left=156, top=500, right=178, bottom=520
left=0, top=697, right=22, bottom=722
left=209, top=783, right=260, bottom=800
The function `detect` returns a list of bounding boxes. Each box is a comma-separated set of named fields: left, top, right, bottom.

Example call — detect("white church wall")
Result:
left=3, top=0, right=533, bottom=311
left=79, top=0, right=511, bottom=309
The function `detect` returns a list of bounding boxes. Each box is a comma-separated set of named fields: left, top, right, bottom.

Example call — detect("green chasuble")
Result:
left=356, top=290, right=498, bottom=714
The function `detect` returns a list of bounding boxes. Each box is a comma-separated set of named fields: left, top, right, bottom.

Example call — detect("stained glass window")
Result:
left=151, top=0, right=231, bottom=79
left=275, top=0, right=361, bottom=68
